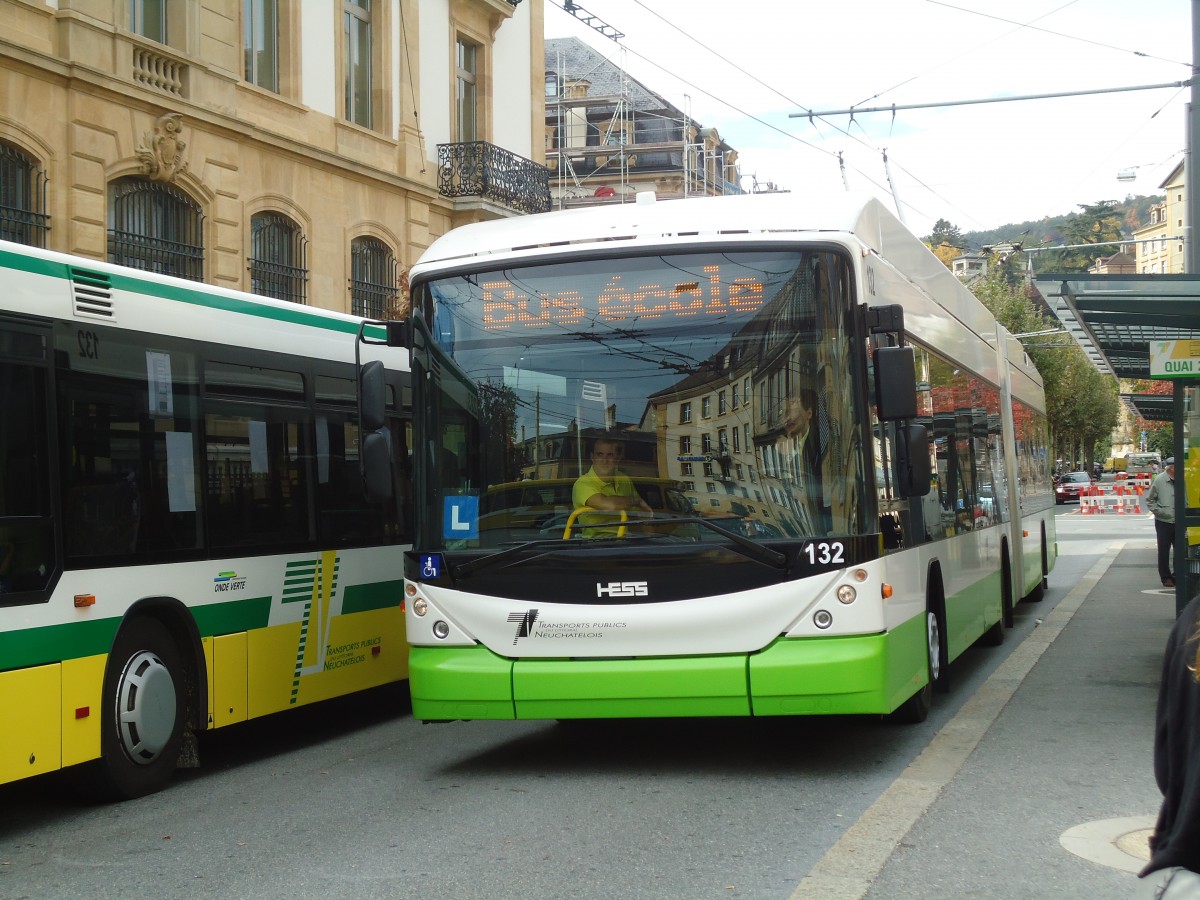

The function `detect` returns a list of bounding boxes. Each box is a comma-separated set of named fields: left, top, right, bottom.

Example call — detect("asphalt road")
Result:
left=0, top=507, right=1123, bottom=900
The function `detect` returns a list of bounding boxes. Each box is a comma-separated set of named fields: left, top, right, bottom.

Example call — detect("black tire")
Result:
left=980, top=613, right=1004, bottom=647
left=95, top=617, right=185, bottom=799
left=1024, top=535, right=1049, bottom=603
left=889, top=603, right=944, bottom=724
left=1001, top=552, right=1015, bottom=629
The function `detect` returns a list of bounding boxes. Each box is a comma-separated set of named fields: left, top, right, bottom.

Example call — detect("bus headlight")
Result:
left=412, top=598, right=428, bottom=616
left=432, top=620, right=450, bottom=639
left=813, top=609, right=833, bottom=629
left=836, top=584, right=857, bottom=604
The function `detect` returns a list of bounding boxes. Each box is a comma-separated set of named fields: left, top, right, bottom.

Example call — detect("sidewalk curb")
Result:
left=789, top=547, right=1123, bottom=900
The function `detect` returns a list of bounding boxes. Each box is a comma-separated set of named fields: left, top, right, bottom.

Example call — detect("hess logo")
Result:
left=596, top=581, right=648, bottom=598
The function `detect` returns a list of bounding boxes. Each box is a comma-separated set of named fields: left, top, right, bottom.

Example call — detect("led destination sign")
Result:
left=478, top=265, right=769, bottom=331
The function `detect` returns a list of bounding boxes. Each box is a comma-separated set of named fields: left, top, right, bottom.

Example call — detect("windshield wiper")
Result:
left=634, top=517, right=789, bottom=569
left=452, top=538, right=576, bottom=578
left=452, top=517, right=788, bottom=579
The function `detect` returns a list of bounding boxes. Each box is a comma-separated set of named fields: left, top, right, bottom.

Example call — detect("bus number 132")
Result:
left=804, top=541, right=845, bottom=565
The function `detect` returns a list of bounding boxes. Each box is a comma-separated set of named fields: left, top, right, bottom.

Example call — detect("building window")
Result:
left=344, top=0, right=372, bottom=128
left=701, top=396, right=712, bottom=418
left=701, top=433, right=712, bottom=452
left=108, top=177, right=204, bottom=281
left=130, top=0, right=167, bottom=43
left=732, top=384, right=739, bottom=409
left=732, top=428, right=741, bottom=453
left=680, top=401, right=692, bottom=423
left=679, top=435, right=691, bottom=454
left=0, top=142, right=49, bottom=248
left=250, top=212, right=307, bottom=303
left=680, top=463, right=692, bottom=475
left=350, top=237, right=397, bottom=318
left=244, top=0, right=278, bottom=91
left=718, top=390, right=727, bottom=415
left=457, top=38, right=479, bottom=142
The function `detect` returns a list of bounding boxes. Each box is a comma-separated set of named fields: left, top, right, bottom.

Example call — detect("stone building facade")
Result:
left=0, top=0, right=548, bottom=315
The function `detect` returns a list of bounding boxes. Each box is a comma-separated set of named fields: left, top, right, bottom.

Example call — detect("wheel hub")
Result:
left=115, top=650, right=177, bottom=764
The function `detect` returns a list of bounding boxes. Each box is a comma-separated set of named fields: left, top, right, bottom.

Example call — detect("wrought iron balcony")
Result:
left=438, top=142, right=551, bottom=215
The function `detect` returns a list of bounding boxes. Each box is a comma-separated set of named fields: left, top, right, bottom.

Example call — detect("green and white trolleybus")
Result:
left=395, top=191, right=1056, bottom=724
left=0, top=240, right=411, bottom=797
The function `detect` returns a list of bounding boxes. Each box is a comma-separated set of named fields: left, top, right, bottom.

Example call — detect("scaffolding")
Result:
left=545, top=40, right=744, bottom=208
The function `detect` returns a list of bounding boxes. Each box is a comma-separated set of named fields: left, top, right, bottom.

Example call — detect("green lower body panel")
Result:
left=515, top=655, right=751, bottom=718
left=408, top=619, right=928, bottom=721
left=408, top=645, right=516, bottom=720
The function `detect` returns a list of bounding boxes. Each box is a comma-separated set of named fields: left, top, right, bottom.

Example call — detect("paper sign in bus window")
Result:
left=165, top=431, right=196, bottom=512
left=146, top=351, right=173, bottom=418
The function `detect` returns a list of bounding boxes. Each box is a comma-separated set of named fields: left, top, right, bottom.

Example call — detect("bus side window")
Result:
left=57, top=326, right=202, bottom=562
left=0, top=335, right=56, bottom=598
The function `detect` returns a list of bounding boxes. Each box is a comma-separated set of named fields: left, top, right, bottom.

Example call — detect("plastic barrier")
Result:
left=1079, top=483, right=1145, bottom=514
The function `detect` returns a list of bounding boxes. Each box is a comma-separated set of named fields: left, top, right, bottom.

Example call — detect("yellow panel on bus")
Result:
left=247, top=607, right=407, bottom=719
left=0, top=663, right=61, bottom=784
left=61, top=654, right=105, bottom=768
left=212, top=632, right=249, bottom=728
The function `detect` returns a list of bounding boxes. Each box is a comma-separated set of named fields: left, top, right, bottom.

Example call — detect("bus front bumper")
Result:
left=408, top=618, right=925, bottom=720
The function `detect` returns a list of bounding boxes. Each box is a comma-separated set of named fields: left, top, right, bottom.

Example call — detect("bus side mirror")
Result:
left=360, top=360, right=386, bottom=433
left=895, top=423, right=932, bottom=498
left=362, top=430, right=393, bottom=503
left=874, top=346, right=918, bottom=421
left=358, top=359, right=392, bottom=502
left=385, top=320, right=410, bottom=348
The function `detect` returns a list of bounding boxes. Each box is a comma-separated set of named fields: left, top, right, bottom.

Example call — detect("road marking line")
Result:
left=789, top=546, right=1123, bottom=900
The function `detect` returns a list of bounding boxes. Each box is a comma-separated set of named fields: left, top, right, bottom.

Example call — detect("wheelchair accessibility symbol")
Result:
left=420, top=554, right=443, bottom=579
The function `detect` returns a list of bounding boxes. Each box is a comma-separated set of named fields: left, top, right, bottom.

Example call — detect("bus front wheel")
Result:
left=890, top=604, right=944, bottom=724
left=96, top=617, right=185, bottom=799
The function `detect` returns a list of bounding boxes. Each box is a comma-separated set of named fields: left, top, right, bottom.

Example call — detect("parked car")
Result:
left=1055, top=471, right=1092, bottom=504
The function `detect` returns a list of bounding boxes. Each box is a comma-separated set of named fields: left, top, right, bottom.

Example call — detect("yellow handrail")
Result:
left=562, top=507, right=627, bottom=539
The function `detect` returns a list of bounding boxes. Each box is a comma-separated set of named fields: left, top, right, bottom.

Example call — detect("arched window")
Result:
left=349, top=236, right=397, bottom=318
left=0, top=142, right=49, bottom=248
left=108, top=177, right=204, bottom=280
left=250, top=212, right=307, bottom=303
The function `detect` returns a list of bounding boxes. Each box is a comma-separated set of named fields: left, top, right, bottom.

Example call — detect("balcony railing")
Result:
left=438, top=142, right=550, bottom=215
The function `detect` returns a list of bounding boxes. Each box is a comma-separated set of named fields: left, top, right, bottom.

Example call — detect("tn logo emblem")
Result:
left=507, top=609, right=539, bottom=644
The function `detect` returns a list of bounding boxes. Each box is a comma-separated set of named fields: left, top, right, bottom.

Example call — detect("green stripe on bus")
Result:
left=0, top=618, right=121, bottom=672
left=341, top=580, right=404, bottom=615
left=190, top=596, right=273, bottom=637
left=0, top=246, right=387, bottom=340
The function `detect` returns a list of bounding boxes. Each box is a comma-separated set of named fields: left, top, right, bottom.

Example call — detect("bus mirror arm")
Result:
left=895, top=423, right=932, bottom=498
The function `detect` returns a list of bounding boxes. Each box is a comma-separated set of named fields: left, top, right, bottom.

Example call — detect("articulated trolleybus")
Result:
left=0, top=240, right=410, bottom=797
left=397, top=191, right=1055, bottom=724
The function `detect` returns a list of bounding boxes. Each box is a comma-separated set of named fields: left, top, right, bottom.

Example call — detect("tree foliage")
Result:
left=926, top=218, right=966, bottom=249
left=1036, top=200, right=1127, bottom=273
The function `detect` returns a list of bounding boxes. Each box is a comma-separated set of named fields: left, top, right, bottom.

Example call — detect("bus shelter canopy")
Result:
left=1031, top=273, right=1200, bottom=379
left=1121, top=393, right=1175, bottom=422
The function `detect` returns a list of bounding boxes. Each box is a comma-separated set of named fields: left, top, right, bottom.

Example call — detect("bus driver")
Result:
left=572, top=435, right=652, bottom=536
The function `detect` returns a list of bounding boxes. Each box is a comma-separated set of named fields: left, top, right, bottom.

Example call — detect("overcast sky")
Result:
left=544, top=0, right=1193, bottom=239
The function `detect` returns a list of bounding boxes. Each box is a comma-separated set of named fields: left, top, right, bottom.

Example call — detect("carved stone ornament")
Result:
left=136, top=113, right=189, bottom=182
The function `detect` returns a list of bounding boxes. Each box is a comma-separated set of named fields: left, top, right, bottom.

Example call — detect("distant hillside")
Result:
left=958, top=194, right=1162, bottom=251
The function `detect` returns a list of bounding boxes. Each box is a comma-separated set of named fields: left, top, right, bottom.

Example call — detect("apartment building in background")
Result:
left=544, top=35, right=745, bottom=208
left=1133, top=161, right=1186, bottom=274
left=0, top=0, right=549, bottom=315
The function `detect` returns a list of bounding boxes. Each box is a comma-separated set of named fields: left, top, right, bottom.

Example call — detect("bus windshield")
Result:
left=412, top=248, right=870, bottom=551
